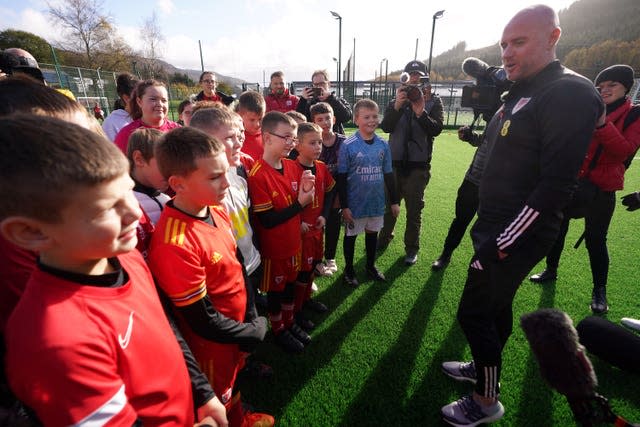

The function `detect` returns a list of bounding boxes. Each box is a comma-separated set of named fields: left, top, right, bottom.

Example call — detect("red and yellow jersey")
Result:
left=240, top=131, right=263, bottom=163
left=149, top=203, right=246, bottom=321
left=296, top=160, right=335, bottom=237
left=5, top=250, right=193, bottom=426
left=248, top=158, right=302, bottom=258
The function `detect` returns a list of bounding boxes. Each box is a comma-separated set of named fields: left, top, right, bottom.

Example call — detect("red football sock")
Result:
left=269, top=311, right=284, bottom=335
left=294, top=281, right=307, bottom=313
left=305, top=279, right=314, bottom=302
left=281, top=302, right=294, bottom=328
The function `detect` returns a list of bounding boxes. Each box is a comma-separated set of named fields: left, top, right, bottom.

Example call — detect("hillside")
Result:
left=417, top=0, right=640, bottom=82
left=156, top=58, right=247, bottom=92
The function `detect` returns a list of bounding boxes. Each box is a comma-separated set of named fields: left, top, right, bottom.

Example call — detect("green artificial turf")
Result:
left=241, top=130, right=640, bottom=426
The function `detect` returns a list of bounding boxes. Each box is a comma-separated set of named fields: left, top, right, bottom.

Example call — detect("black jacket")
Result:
left=478, top=60, right=603, bottom=256
left=195, top=90, right=235, bottom=106
left=381, top=94, right=444, bottom=169
left=296, top=92, right=352, bottom=134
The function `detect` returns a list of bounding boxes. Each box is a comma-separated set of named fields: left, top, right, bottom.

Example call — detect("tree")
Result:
left=47, top=0, right=116, bottom=66
left=170, top=72, right=194, bottom=86
left=0, top=29, right=56, bottom=63
left=140, top=12, right=165, bottom=78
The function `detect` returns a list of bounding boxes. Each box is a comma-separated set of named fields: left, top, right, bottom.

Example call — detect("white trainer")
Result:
left=325, top=259, right=338, bottom=274
left=621, top=317, right=640, bottom=332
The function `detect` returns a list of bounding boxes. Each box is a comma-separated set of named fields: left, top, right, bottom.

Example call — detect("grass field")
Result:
left=241, top=129, right=640, bottom=426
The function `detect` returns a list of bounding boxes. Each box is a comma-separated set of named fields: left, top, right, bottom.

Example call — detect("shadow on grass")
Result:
left=243, top=257, right=402, bottom=419
left=339, top=271, right=447, bottom=425
left=341, top=274, right=465, bottom=426
left=401, top=313, right=471, bottom=424
left=514, top=280, right=557, bottom=425
left=590, top=358, right=640, bottom=409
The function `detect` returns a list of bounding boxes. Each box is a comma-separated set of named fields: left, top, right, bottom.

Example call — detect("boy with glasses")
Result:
left=248, top=112, right=315, bottom=352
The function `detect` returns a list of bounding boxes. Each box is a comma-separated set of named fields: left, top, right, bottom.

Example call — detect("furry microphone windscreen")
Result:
left=520, top=308, right=597, bottom=398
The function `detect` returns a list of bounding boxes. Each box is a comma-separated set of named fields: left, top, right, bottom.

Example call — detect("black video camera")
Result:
left=399, top=72, right=430, bottom=102
left=460, top=57, right=512, bottom=121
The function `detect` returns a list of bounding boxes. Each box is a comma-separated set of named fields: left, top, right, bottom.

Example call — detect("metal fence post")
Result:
left=77, top=67, right=89, bottom=102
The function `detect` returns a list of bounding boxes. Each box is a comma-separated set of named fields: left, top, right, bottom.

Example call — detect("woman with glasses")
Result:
left=195, top=71, right=235, bottom=106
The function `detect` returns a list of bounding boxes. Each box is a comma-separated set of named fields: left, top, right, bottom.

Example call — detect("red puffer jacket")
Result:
left=579, top=98, right=640, bottom=191
left=265, top=89, right=299, bottom=113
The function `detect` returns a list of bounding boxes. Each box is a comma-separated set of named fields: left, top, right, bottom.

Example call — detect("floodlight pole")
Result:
left=428, top=10, right=445, bottom=74
left=330, top=11, right=342, bottom=97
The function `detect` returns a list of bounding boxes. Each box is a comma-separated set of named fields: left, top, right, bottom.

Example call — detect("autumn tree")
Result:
left=47, top=0, right=117, bottom=67
left=140, top=12, right=165, bottom=78
left=0, top=29, right=56, bottom=63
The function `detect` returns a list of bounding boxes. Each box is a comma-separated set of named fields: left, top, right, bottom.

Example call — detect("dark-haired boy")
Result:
left=126, top=127, right=171, bottom=257
left=248, top=111, right=315, bottom=352
left=0, top=114, right=195, bottom=426
left=293, top=123, right=335, bottom=328
left=311, top=102, right=347, bottom=276
left=148, top=127, right=272, bottom=427
left=237, top=90, right=266, bottom=164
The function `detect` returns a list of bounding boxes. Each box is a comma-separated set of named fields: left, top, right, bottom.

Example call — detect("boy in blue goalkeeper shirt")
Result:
left=337, top=99, right=400, bottom=287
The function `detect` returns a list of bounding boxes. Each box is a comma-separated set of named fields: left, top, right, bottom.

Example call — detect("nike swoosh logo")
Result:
left=118, top=311, right=135, bottom=349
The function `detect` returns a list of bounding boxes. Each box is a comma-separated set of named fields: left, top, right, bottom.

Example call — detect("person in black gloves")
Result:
left=621, top=191, right=640, bottom=211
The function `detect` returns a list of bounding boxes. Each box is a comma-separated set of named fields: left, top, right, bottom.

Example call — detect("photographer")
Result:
left=378, top=60, right=443, bottom=265
left=296, top=69, right=352, bottom=134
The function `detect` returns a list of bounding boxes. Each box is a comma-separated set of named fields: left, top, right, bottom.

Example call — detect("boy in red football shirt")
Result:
left=148, top=127, right=272, bottom=427
left=293, top=123, right=335, bottom=329
left=237, top=90, right=266, bottom=163
left=0, top=115, right=197, bottom=426
left=248, top=112, right=315, bottom=353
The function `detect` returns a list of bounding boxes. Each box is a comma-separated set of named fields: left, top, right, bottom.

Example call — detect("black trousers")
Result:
left=324, top=208, right=341, bottom=260
left=440, top=178, right=479, bottom=258
left=545, top=191, right=615, bottom=286
left=457, top=217, right=561, bottom=398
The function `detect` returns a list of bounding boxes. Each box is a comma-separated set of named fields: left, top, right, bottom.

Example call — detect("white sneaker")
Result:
left=621, top=317, right=640, bottom=332
left=441, top=395, right=504, bottom=427
left=325, top=259, right=338, bottom=274
left=316, top=262, right=333, bottom=276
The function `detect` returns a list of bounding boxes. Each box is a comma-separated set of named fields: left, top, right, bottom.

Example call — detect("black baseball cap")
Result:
left=404, top=60, right=427, bottom=76
left=0, top=50, right=45, bottom=83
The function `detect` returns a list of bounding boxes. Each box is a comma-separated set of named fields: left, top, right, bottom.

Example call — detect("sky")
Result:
left=0, top=0, right=578, bottom=84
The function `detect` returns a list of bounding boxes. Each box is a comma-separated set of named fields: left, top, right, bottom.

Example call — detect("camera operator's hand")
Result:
left=458, top=126, right=472, bottom=142
left=394, top=87, right=408, bottom=111
left=621, top=191, right=640, bottom=211
left=301, top=87, right=314, bottom=100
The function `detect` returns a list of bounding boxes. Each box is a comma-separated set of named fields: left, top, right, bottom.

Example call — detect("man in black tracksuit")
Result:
left=440, top=5, right=603, bottom=426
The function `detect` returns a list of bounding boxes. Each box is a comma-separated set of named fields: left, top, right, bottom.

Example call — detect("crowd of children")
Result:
left=0, top=70, right=403, bottom=426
